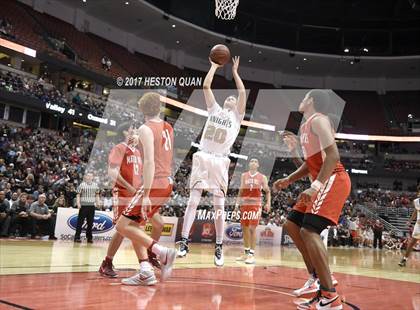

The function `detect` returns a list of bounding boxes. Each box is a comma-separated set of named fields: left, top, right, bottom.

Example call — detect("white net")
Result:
left=215, top=0, right=239, bottom=20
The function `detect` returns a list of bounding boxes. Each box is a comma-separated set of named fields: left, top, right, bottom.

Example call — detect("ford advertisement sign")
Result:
left=67, top=213, right=114, bottom=234
left=224, top=223, right=243, bottom=244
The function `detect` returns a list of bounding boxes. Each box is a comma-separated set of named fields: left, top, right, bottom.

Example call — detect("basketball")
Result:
left=209, top=44, right=231, bottom=65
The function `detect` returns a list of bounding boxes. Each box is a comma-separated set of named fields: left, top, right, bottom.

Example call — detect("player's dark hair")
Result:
left=116, top=121, right=132, bottom=141
left=307, top=89, right=341, bottom=131
left=307, top=89, right=331, bottom=114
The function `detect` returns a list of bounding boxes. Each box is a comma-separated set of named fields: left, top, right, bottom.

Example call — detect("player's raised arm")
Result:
left=203, top=59, right=221, bottom=110
left=232, top=56, right=246, bottom=116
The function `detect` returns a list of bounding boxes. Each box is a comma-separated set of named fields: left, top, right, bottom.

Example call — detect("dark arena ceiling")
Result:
left=146, top=0, right=420, bottom=56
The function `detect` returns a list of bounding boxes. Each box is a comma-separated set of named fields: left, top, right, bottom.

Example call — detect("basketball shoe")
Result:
left=176, top=237, right=189, bottom=258
left=122, top=269, right=157, bottom=286
left=297, top=290, right=342, bottom=310
left=214, top=243, right=224, bottom=267
left=245, top=254, right=256, bottom=264
left=159, top=247, right=177, bottom=281
left=293, top=275, right=338, bottom=297
left=99, top=259, right=118, bottom=278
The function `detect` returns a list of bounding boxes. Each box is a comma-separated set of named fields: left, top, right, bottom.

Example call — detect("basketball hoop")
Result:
left=215, top=0, right=239, bottom=20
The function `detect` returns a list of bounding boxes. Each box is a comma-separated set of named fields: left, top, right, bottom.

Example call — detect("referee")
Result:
left=74, top=172, right=100, bottom=243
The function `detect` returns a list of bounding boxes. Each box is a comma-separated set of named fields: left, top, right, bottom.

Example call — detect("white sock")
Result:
left=140, top=261, right=153, bottom=271
left=151, top=243, right=165, bottom=256
left=181, top=189, right=202, bottom=239
left=213, top=195, right=225, bottom=244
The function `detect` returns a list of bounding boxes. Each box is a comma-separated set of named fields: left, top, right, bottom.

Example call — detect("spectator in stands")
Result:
left=0, top=18, right=14, bottom=39
left=0, top=191, right=11, bottom=237
left=101, top=56, right=111, bottom=71
left=0, top=158, right=6, bottom=174
left=10, top=193, right=31, bottom=237
left=338, top=224, right=350, bottom=246
left=7, top=192, right=19, bottom=206
left=266, top=219, right=277, bottom=227
left=51, top=195, right=67, bottom=215
left=29, top=193, right=57, bottom=240
left=372, top=220, right=384, bottom=249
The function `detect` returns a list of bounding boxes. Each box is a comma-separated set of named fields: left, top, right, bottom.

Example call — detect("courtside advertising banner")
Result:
left=222, top=223, right=283, bottom=245
left=55, top=208, right=177, bottom=242
left=223, top=223, right=243, bottom=244
left=256, top=225, right=282, bottom=246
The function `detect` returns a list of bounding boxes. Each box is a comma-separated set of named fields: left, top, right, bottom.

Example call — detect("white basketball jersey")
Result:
left=414, top=198, right=420, bottom=222
left=199, top=102, right=243, bottom=156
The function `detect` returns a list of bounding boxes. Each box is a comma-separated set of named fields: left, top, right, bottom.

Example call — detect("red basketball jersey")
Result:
left=108, top=142, right=142, bottom=197
left=144, top=120, right=174, bottom=178
left=300, top=113, right=345, bottom=180
left=240, top=171, right=265, bottom=204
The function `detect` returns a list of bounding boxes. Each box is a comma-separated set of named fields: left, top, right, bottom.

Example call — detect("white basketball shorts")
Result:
left=189, top=151, right=230, bottom=197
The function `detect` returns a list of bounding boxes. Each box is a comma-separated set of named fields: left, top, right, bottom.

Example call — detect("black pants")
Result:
left=373, top=232, right=382, bottom=249
left=10, top=215, right=31, bottom=236
left=31, top=216, right=56, bottom=237
left=75, top=206, right=95, bottom=241
left=0, top=215, right=11, bottom=236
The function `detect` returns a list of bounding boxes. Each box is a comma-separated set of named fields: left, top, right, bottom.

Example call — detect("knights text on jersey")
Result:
left=199, top=103, right=243, bottom=156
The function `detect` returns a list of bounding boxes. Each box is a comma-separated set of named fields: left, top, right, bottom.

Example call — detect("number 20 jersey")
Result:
left=199, top=102, right=243, bottom=156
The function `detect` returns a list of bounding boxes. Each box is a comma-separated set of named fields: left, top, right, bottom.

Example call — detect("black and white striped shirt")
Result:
left=77, top=181, right=100, bottom=206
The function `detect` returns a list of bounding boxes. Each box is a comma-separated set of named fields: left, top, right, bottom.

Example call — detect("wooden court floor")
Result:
left=0, top=239, right=419, bottom=309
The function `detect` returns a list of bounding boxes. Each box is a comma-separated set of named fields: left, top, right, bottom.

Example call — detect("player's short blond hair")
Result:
left=138, top=92, right=161, bottom=117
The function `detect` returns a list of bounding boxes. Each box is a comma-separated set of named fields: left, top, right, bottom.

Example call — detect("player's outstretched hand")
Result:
left=209, top=57, right=222, bottom=68
left=281, top=131, right=299, bottom=152
left=232, top=56, right=240, bottom=73
left=273, top=177, right=290, bottom=191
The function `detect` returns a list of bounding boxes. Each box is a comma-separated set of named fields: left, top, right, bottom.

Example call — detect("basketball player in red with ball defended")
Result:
left=115, top=92, right=177, bottom=285
left=274, top=90, right=351, bottom=310
left=235, top=158, right=271, bottom=264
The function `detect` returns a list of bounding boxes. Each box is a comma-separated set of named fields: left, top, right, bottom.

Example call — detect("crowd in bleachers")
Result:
left=384, top=158, right=420, bottom=171
left=0, top=70, right=109, bottom=117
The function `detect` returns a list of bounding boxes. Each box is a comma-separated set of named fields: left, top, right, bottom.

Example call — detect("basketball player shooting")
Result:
left=273, top=90, right=351, bottom=310
left=177, top=52, right=246, bottom=267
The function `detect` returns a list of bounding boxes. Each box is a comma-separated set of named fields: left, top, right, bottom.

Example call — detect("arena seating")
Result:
left=0, top=1, right=50, bottom=52
left=88, top=34, right=155, bottom=76
left=24, top=8, right=127, bottom=78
